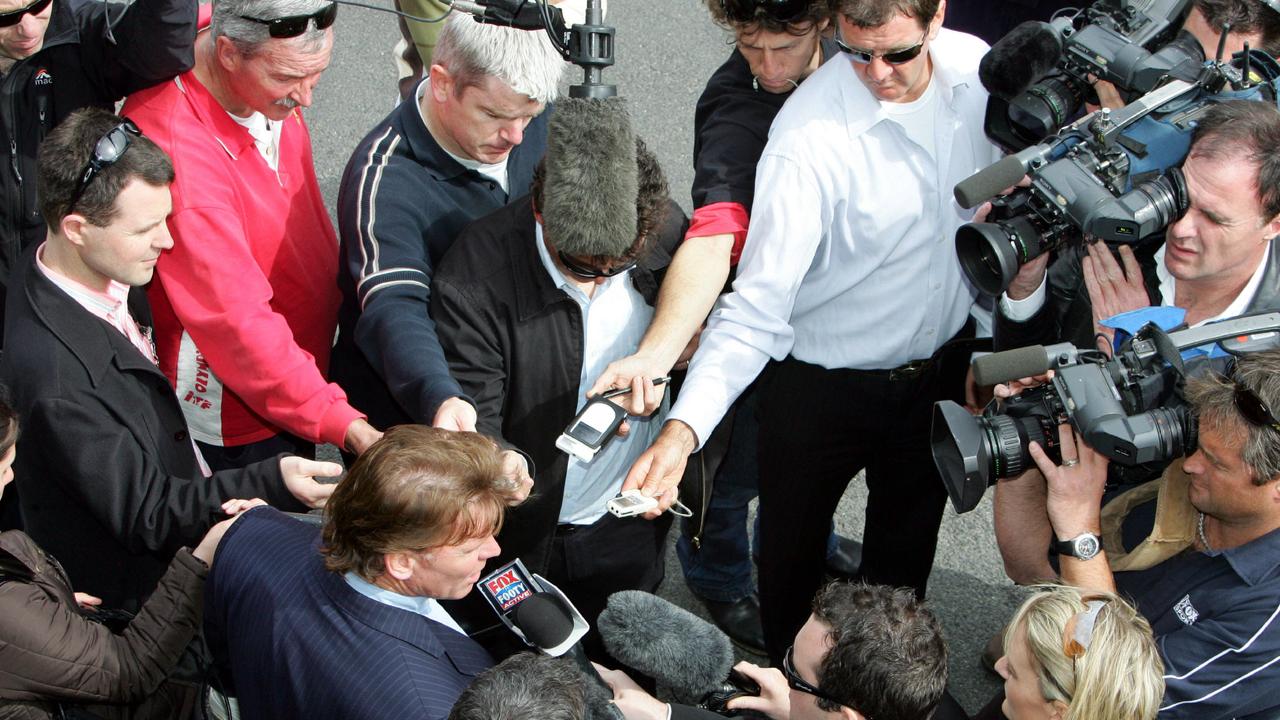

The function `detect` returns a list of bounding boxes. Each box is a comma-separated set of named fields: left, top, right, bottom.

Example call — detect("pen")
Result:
left=600, top=376, right=671, bottom=400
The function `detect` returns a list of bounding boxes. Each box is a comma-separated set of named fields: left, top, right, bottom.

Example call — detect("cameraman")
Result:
left=991, top=98, right=1280, bottom=583
left=597, top=582, right=952, bottom=720
left=1020, top=348, right=1280, bottom=719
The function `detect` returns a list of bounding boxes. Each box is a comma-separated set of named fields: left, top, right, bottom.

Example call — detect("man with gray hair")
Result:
left=121, top=0, right=382, bottom=472
left=448, top=653, right=587, bottom=720
left=331, top=11, right=566, bottom=436
left=430, top=99, right=683, bottom=661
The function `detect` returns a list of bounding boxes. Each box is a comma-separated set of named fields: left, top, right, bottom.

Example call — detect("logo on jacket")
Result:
left=33, top=68, right=52, bottom=86
left=1174, top=594, right=1200, bottom=626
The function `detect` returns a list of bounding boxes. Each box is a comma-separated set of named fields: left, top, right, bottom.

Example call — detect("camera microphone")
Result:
left=972, top=343, right=1082, bottom=387
left=598, top=591, right=737, bottom=704
left=448, top=0, right=565, bottom=32
left=979, top=20, right=1066, bottom=101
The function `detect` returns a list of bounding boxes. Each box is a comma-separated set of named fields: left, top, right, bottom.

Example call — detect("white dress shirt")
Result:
left=343, top=571, right=467, bottom=635
left=670, top=29, right=999, bottom=447
left=534, top=223, right=665, bottom=524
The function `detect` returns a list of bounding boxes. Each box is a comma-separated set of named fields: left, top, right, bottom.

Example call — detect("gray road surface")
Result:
left=306, top=1, right=1023, bottom=713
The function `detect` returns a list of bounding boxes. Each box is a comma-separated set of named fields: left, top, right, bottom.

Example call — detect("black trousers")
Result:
left=755, top=356, right=948, bottom=661
left=545, top=510, right=674, bottom=664
left=196, top=432, right=315, bottom=473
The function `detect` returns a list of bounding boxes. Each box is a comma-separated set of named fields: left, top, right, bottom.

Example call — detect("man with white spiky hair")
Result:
left=332, top=11, right=568, bottom=440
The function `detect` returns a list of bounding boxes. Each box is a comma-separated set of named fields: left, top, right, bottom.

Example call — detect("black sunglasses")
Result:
left=1233, top=376, right=1280, bottom=434
left=557, top=250, right=637, bottom=280
left=239, top=1, right=336, bottom=39
left=719, top=0, right=812, bottom=24
left=835, top=28, right=928, bottom=65
left=0, top=0, right=52, bottom=28
left=65, top=119, right=142, bottom=217
left=783, top=645, right=860, bottom=714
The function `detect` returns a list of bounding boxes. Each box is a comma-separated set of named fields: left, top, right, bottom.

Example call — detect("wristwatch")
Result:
left=1054, top=532, right=1102, bottom=560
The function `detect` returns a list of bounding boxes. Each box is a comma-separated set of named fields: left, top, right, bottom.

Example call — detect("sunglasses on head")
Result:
left=782, top=645, right=860, bottom=714
left=719, top=0, right=812, bottom=24
left=0, top=0, right=52, bottom=28
left=1232, top=375, right=1280, bottom=434
left=239, top=1, right=336, bottom=39
left=835, top=28, right=928, bottom=65
left=556, top=250, right=637, bottom=280
left=65, top=119, right=142, bottom=217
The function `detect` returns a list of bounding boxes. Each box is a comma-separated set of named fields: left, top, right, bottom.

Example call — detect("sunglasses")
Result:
left=239, top=1, right=336, bottom=39
left=1233, top=376, right=1280, bottom=434
left=719, top=0, right=812, bottom=24
left=782, top=645, right=859, bottom=714
left=65, top=119, right=142, bottom=217
left=835, top=29, right=928, bottom=65
left=0, top=0, right=52, bottom=28
left=556, top=250, right=637, bottom=280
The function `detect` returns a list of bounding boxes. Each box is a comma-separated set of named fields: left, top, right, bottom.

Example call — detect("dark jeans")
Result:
left=546, top=510, right=674, bottom=664
left=756, top=356, right=948, bottom=662
left=676, top=385, right=840, bottom=602
left=196, top=432, right=315, bottom=473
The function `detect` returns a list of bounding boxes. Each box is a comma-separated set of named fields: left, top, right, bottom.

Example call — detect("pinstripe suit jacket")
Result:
left=205, top=508, right=494, bottom=720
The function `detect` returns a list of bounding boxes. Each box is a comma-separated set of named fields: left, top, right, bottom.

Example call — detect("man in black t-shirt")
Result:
left=585, top=0, right=857, bottom=656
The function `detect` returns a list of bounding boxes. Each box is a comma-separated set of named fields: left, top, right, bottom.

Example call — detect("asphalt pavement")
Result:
left=306, top=0, right=1024, bottom=713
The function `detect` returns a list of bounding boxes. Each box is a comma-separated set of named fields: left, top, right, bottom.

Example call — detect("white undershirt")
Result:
left=880, top=73, right=940, bottom=162
left=228, top=111, right=282, bottom=171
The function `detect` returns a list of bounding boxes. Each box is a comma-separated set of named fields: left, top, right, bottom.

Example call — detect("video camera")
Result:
left=931, top=312, right=1280, bottom=514
left=982, top=0, right=1204, bottom=152
left=953, top=49, right=1280, bottom=296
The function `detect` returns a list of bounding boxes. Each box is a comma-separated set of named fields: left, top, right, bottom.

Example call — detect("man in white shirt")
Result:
left=617, top=0, right=999, bottom=661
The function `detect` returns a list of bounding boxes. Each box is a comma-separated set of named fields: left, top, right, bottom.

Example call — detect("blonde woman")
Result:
left=995, top=586, right=1164, bottom=720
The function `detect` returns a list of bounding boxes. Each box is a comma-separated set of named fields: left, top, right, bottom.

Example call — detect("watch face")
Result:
left=1074, top=534, right=1100, bottom=559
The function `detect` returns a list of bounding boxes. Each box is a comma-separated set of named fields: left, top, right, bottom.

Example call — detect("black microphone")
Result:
left=979, top=21, right=1065, bottom=101
left=510, top=593, right=623, bottom=720
left=449, top=0, right=566, bottom=33
left=972, top=343, right=1081, bottom=387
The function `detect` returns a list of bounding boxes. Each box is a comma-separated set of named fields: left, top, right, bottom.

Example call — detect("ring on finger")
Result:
left=1062, top=458, right=1080, bottom=467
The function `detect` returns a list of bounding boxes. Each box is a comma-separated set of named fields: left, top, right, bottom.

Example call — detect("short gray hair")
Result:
left=1187, top=349, right=1280, bottom=484
left=211, top=0, right=332, bottom=56
left=433, top=11, right=566, bottom=105
left=447, top=653, right=585, bottom=720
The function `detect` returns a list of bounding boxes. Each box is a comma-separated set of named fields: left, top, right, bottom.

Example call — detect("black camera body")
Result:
left=697, top=669, right=762, bottom=716
left=931, top=312, right=1280, bottom=514
left=954, top=50, right=1280, bottom=296
left=986, top=0, right=1203, bottom=151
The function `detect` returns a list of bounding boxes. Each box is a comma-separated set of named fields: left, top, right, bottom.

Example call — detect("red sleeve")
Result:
left=685, top=202, right=750, bottom=266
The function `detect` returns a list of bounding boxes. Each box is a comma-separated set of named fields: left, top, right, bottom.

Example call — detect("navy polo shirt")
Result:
left=1115, top=526, right=1280, bottom=719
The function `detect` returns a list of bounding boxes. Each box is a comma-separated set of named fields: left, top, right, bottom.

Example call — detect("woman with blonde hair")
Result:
left=995, top=585, right=1164, bottom=720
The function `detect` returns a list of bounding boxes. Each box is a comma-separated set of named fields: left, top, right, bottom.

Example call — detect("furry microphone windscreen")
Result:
left=543, top=96, right=639, bottom=259
left=979, top=21, right=1064, bottom=100
left=597, top=590, right=735, bottom=704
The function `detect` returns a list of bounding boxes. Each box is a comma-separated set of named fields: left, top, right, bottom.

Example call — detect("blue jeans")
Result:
left=678, top=387, right=839, bottom=603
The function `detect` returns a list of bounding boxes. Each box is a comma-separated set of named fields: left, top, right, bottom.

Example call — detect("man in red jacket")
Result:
left=123, top=0, right=381, bottom=470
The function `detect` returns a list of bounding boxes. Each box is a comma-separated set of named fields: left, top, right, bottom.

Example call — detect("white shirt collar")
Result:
left=1154, top=241, right=1271, bottom=325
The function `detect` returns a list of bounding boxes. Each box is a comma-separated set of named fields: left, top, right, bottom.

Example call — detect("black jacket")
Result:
left=0, top=246, right=301, bottom=611
left=0, top=0, right=195, bottom=333
left=994, top=237, right=1280, bottom=352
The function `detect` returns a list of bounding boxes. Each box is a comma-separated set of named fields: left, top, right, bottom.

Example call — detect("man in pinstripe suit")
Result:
left=204, top=426, right=529, bottom=720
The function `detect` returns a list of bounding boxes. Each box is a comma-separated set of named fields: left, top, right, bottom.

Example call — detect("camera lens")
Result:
left=955, top=215, right=1048, bottom=295
left=1008, top=74, right=1085, bottom=144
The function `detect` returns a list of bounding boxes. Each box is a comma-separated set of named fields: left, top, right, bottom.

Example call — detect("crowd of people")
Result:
left=0, top=0, right=1279, bottom=718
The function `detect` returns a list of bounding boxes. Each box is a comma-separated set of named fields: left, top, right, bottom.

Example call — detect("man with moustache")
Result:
left=122, top=0, right=382, bottom=472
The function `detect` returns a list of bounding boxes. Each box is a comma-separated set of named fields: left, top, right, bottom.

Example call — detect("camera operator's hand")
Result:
left=1083, top=242, right=1150, bottom=355
left=726, top=661, right=791, bottom=720
left=993, top=370, right=1054, bottom=404
left=1086, top=76, right=1126, bottom=111
left=621, top=420, right=696, bottom=519
left=1006, top=251, right=1053, bottom=302
left=592, top=663, right=669, bottom=720
left=280, top=457, right=343, bottom=509
left=1029, top=423, right=1108, bottom=543
left=588, top=356, right=669, bottom=418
